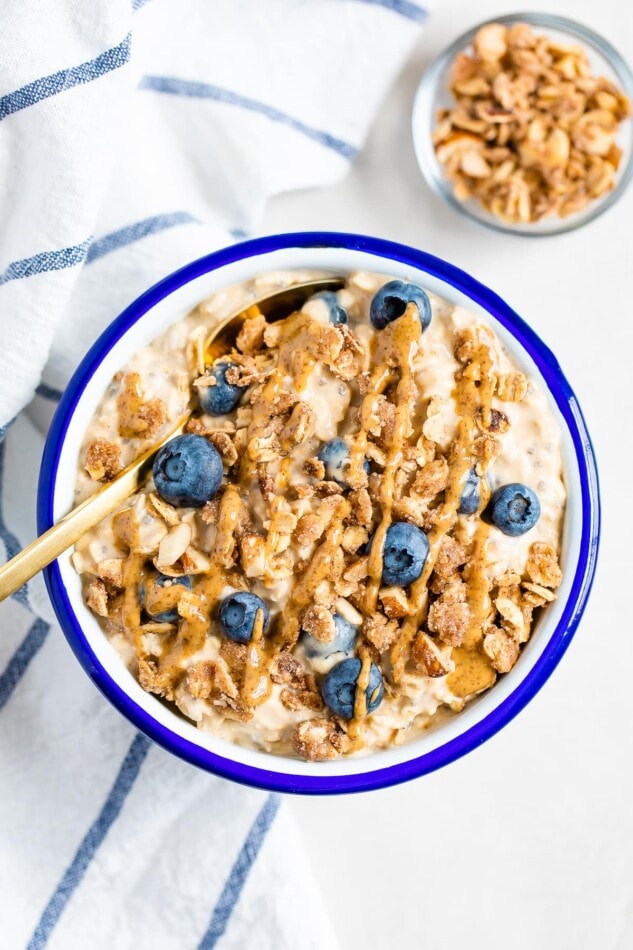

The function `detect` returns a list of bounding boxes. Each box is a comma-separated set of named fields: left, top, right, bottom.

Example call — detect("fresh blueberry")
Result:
left=218, top=591, right=270, bottom=643
left=321, top=658, right=384, bottom=720
left=317, top=438, right=369, bottom=484
left=382, top=521, right=429, bottom=586
left=153, top=433, right=223, bottom=508
left=198, top=361, right=243, bottom=415
left=140, top=573, right=192, bottom=623
left=302, top=613, right=358, bottom=660
left=458, top=467, right=481, bottom=515
left=311, top=290, right=348, bottom=325
left=488, top=483, right=541, bottom=536
left=370, top=280, right=432, bottom=331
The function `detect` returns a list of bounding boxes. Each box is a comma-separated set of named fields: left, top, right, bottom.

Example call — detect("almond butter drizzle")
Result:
left=365, top=306, right=420, bottom=614
left=347, top=647, right=372, bottom=745
left=242, top=608, right=272, bottom=707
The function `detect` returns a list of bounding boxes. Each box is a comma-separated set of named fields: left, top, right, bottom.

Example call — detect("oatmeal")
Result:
left=433, top=22, right=631, bottom=223
left=72, top=271, right=566, bottom=760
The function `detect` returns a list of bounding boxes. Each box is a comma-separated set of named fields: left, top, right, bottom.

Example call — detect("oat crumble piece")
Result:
left=270, top=651, right=306, bottom=687
left=138, top=659, right=175, bottom=701
left=342, top=525, right=369, bottom=553
left=117, top=372, right=166, bottom=438
left=413, top=458, right=450, bottom=498
left=435, top=536, right=467, bottom=576
left=236, top=314, right=268, bottom=354
left=483, top=627, right=520, bottom=673
left=84, top=438, right=121, bottom=482
left=363, top=612, right=400, bottom=652
left=348, top=488, right=373, bottom=527
left=281, top=402, right=316, bottom=445
left=526, top=542, right=562, bottom=588
left=304, top=456, right=326, bottom=479
left=292, top=718, right=346, bottom=762
left=301, top=605, right=336, bottom=643
left=186, top=659, right=238, bottom=701
left=220, top=639, right=248, bottom=674
left=427, top=596, right=470, bottom=647
left=85, top=577, right=109, bottom=617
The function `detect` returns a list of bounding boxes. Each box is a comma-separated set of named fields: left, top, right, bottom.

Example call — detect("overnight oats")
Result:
left=72, top=271, right=566, bottom=761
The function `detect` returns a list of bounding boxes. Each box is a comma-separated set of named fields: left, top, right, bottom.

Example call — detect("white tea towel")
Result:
left=0, top=1, right=430, bottom=947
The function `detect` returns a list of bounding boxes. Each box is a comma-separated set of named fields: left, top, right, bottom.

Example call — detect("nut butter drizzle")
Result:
left=364, top=306, right=420, bottom=614
left=241, top=608, right=272, bottom=707
left=156, top=485, right=243, bottom=679
left=390, top=335, right=498, bottom=688
left=346, top=305, right=421, bottom=743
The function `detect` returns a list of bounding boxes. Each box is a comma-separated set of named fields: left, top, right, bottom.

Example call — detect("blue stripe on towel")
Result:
left=0, top=618, right=50, bottom=711
left=0, top=239, right=91, bottom=287
left=139, top=76, right=358, bottom=159
left=86, top=211, right=199, bottom=264
left=349, top=0, right=428, bottom=22
left=0, top=35, right=131, bottom=121
left=198, top=794, right=281, bottom=950
left=27, top=732, right=152, bottom=950
left=36, top=383, right=64, bottom=403
left=0, top=439, right=30, bottom=608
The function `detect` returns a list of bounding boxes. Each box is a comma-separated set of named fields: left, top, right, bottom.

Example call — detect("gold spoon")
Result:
left=0, top=276, right=345, bottom=603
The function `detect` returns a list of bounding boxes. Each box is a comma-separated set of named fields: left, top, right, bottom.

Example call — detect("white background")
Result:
left=262, top=2, right=633, bottom=948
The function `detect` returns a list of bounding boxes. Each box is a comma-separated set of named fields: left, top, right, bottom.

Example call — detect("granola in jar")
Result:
left=433, top=21, right=631, bottom=223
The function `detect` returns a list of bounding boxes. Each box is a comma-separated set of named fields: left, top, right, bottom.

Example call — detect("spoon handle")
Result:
left=0, top=414, right=189, bottom=603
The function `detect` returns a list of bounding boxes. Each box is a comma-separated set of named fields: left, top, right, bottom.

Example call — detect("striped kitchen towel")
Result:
left=0, top=0, right=430, bottom=947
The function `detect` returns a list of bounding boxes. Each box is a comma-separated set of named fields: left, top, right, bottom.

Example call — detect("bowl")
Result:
left=412, top=13, right=633, bottom=236
left=37, top=232, right=600, bottom=794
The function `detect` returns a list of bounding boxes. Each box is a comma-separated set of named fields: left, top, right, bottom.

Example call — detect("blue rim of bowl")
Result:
left=37, top=231, right=600, bottom=795
left=412, top=12, right=633, bottom=237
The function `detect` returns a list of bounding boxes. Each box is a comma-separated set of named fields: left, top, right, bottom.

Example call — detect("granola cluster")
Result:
left=74, top=273, right=565, bottom=761
left=433, top=22, right=631, bottom=223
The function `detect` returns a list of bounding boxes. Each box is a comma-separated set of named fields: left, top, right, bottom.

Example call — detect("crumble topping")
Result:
left=73, top=270, right=565, bottom=760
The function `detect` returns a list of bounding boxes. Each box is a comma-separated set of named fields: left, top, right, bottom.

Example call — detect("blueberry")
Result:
left=199, top=361, right=243, bottom=415
left=458, top=467, right=481, bottom=515
left=302, top=613, right=358, bottom=660
left=140, top=573, right=192, bottom=623
left=153, top=434, right=223, bottom=508
left=382, top=521, right=429, bottom=586
left=317, top=438, right=369, bottom=484
left=488, top=483, right=541, bottom=536
left=311, top=290, right=348, bottom=325
left=321, top=658, right=384, bottom=720
left=370, top=280, right=432, bottom=331
left=218, top=591, right=270, bottom=643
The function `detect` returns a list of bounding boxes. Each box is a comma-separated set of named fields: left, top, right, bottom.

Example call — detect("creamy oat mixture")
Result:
left=73, top=270, right=566, bottom=761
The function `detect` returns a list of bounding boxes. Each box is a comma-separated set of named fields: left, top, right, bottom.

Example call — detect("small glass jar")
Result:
left=412, top=13, right=633, bottom=236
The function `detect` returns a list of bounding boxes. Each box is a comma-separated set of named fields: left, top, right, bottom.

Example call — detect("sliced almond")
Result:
left=460, top=150, right=491, bottom=178
left=157, top=522, right=193, bottom=568
left=495, top=596, right=524, bottom=629
left=148, top=492, right=180, bottom=527
left=522, top=581, right=557, bottom=603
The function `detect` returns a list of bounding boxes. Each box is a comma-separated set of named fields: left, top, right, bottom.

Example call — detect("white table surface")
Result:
left=262, top=2, right=633, bottom=948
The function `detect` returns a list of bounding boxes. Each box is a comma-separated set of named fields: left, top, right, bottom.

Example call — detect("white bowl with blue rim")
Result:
left=38, top=232, right=600, bottom=795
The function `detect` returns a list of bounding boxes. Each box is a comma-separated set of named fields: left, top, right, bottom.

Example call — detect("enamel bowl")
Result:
left=38, top=232, right=600, bottom=794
